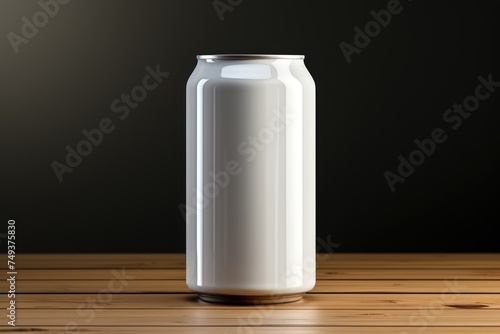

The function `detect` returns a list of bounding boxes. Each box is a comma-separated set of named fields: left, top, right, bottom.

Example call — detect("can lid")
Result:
left=197, top=54, right=305, bottom=60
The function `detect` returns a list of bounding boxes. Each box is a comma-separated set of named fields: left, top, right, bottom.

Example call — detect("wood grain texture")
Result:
left=6, top=253, right=500, bottom=269
left=5, top=327, right=500, bottom=334
left=9, top=309, right=500, bottom=326
left=2, top=279, right=499, bottom=293
left=4, top=293, right=500, bottom=309
left=1, top=253, right=499, bottom=333
left=17, top=268, right=500, bottom=280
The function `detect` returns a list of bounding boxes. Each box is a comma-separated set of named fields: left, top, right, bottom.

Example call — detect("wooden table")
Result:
left=2, top=254, right=500, bottom=333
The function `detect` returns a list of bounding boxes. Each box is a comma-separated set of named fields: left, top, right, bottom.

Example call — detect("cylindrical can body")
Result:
left=186, top=54, right=315, bottom=304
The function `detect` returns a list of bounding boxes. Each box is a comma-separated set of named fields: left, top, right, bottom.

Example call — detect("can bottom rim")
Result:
left=198, top=292, right=304, bottom=304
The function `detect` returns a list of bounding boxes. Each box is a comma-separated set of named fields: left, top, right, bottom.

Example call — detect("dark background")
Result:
left=1, top=0, right=498, bottom=253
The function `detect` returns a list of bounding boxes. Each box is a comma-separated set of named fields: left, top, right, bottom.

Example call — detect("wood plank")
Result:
left=2, top=279, right=496, bottom=293
left=16, top=269, right=185, bottom=280
left=5, top=293, right=500, bottom=310
left=2, top=327, right=500, bottom=334
left=6, top=253, right=500, bottom=269
left=2, top=254, right=185, bottom=269
left=316, top=253, right=500, bottom=269
left=312, top=279, right=498, bottom=293
left=317, top=268, right=500, bottom=280
left=7, top=309, right=500, bottom=326
left=17, top=268, right=500, bottom=280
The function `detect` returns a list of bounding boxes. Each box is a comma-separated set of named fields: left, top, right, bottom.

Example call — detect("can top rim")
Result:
left=197, top=54, right=305, bottom=60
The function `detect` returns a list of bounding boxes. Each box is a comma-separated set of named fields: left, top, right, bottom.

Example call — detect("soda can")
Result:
left=186, top=54, right=315, bottom=304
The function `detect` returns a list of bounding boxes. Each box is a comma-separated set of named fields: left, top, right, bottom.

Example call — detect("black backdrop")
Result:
left=1, top=0, right=498, bottom=253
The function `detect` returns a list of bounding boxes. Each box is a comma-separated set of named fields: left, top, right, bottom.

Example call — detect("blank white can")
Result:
left=186, top=54, right=315, bottom=304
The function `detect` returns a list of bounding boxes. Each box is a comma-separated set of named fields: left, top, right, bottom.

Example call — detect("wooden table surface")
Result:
left=2, top=253, right=500, bottom=333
